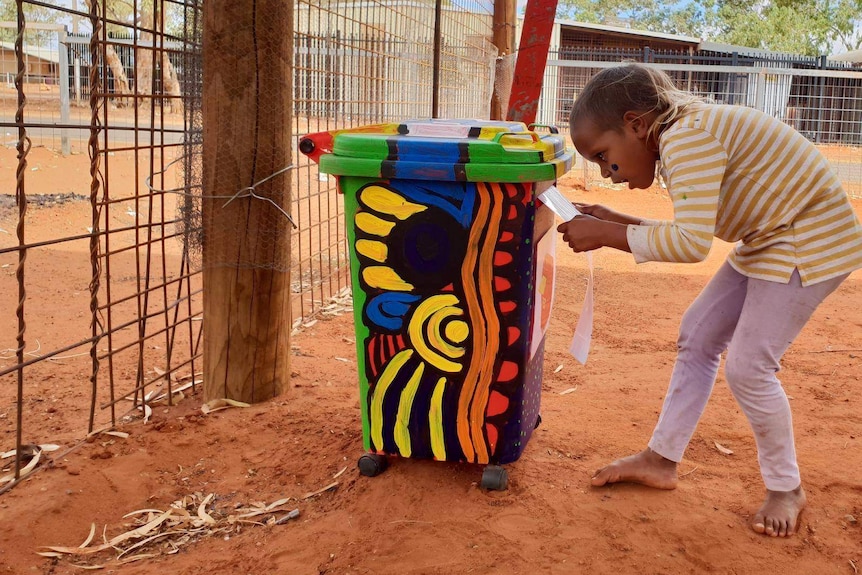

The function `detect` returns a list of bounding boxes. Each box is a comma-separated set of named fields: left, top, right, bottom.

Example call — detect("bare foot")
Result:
left=591, top=448, right=678, bottom=489
left=751, top=485, right=806, bottom=537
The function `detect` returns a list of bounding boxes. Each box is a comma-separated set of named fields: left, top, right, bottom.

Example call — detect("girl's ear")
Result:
left=623, top=111, right=650, bottom=139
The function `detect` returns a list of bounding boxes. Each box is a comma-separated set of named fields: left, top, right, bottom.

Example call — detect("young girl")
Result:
left=557, top=63, right=862, bottom=538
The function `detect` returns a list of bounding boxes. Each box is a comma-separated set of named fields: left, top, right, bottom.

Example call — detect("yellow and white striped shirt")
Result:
left=627, top=104, right=862, bottom=285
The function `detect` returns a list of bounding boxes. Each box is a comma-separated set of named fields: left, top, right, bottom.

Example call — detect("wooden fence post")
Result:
left=201, top=0, right=293, bottom=403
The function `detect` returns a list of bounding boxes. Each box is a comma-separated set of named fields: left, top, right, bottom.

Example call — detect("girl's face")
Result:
left=571, top=112, right=659, bottom=190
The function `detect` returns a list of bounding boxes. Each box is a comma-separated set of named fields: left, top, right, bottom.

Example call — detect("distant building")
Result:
left=0, top=41, right=59, bottom=84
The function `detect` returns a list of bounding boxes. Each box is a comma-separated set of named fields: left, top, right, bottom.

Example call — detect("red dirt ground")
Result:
left=0, top=148, right=860, bottom=575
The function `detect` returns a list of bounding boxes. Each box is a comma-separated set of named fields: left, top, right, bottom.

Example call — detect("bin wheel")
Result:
left=358, top=453, right=389, bottom=477
left=534, top=414, right=542, bottom=429
left=480, top=465, right=508, bottom=491
left=298, top=137, right=316, bottom=154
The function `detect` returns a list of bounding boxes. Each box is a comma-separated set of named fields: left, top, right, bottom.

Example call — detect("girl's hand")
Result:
left=556, top=216, right=631, bottom=254
left=574, top=203, right=640, bottom=226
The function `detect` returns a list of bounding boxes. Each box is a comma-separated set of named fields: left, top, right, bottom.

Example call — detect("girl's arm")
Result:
left=574, top=203, right=642, bottom=226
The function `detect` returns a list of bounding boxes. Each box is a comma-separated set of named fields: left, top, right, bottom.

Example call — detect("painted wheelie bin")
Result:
left=299, top=119, right=573, bottom=489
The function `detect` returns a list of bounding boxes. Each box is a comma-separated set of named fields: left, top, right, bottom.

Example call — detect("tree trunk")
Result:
left=162, top=51, right=181, bottom=114
left=83, top=0, right=130, bottom=107
left=136, top=10, right=154, bottom=106
left=136, top=7, right=183, bottom=113
left=105, top=45, right=131, bottom=107
left=491, top=0, right=517, bottom=120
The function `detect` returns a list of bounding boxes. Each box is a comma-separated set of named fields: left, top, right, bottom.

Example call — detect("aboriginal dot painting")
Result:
left=341, top=176, right=554, bottom=465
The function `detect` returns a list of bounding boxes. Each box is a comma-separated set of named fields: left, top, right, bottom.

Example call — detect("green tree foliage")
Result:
left=0, top=1, right=57, bottom=45
left=0, top=0, right=185, bottom=42
left=556, top=0, right=862, bottom=55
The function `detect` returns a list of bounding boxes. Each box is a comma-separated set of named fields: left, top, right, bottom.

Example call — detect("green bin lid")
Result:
left=304, top=119, right=573, bottom=183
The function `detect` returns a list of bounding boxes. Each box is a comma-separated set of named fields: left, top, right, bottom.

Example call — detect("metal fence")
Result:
left=536, top=51, right=862, bottom=197
left=1, top=0, right=202, bottom=493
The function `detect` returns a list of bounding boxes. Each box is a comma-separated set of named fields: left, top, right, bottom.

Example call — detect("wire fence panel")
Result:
left=540, top=56, right=862, bottom=198
left=0, top=0, right=200, bottom=491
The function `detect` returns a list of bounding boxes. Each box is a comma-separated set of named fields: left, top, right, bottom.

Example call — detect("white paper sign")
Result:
left=538, top=186, right=593, bottom=365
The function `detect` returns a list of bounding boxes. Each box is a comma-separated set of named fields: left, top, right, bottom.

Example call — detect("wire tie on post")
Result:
left=221, top=164, right=297, bottom=229
left=144, top=155, right=298, bottom=229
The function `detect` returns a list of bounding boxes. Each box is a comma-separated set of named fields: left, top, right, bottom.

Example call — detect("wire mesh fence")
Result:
left=1, top=0, right=203, bottom=493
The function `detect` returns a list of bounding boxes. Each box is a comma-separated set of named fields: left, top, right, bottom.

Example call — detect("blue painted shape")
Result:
left=394, top=180, right=477, bottom=228
left=366, top=292, right=421, bottom=331
left=393, top=137, right=462, bottom=163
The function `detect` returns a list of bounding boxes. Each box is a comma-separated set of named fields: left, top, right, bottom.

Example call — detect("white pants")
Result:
left=648, top=262, right=849, bottom=491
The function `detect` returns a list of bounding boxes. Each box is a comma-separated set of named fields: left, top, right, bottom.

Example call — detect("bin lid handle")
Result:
left=528, top=123, right=560, bottom=134
left=491, top=131, right=540, bottom=144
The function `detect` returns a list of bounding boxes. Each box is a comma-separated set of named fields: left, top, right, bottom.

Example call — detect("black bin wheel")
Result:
left=358, top=453, right=389, bottom=477
left=480, top=465, right=508, bottom=491
left=534, top=413, right=542, bottom=429
left=298, top=138, right=316, bottom=154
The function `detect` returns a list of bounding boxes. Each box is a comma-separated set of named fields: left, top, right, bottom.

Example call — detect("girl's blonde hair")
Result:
left=569, top=63, right=705, bottom=142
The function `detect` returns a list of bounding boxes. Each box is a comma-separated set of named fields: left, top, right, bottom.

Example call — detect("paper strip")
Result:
left=538, top=186, right=593, bottom=365
left=568, top=251, right=593, bottom=364
left=538, top=186, right=581, bottom=220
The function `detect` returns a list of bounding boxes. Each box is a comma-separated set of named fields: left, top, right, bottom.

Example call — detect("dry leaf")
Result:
left=265, top=497, right=292, bottom=511
left=38, top=544, right=111, bottom=556
left=559, top=387, right=578, bottom=395
left=202, top=398, right=251, bottom=414
left=107, top=510, right=174, bottom=546
left=2, top=444, right=57, bottom=458
left=302, top=481, right=338, bottom=500
left=0, top=449, right=41, bottom=484
left=79, top=523, right=96, bottom=548
left=714, top=441, right=734, bottom=455
left=85, top=426, right=112, bottom=439
left=223, top=399, right=250, bottom=408
left=121, top=508, right=163, bottom=519
left=152, top=381, right=195, bottom=403
left=140, top=404, right=152, bottom=425
left=196, top=493, right=216, bottom=525
left=553, top=364, right=564, bottom=373
left=333, top=466, right=348, bottom=480
left=104, top=431, right=129, bottom=439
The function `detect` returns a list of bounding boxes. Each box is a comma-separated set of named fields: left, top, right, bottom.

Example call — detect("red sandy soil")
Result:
left=0, top=148, right=860, bottom=575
